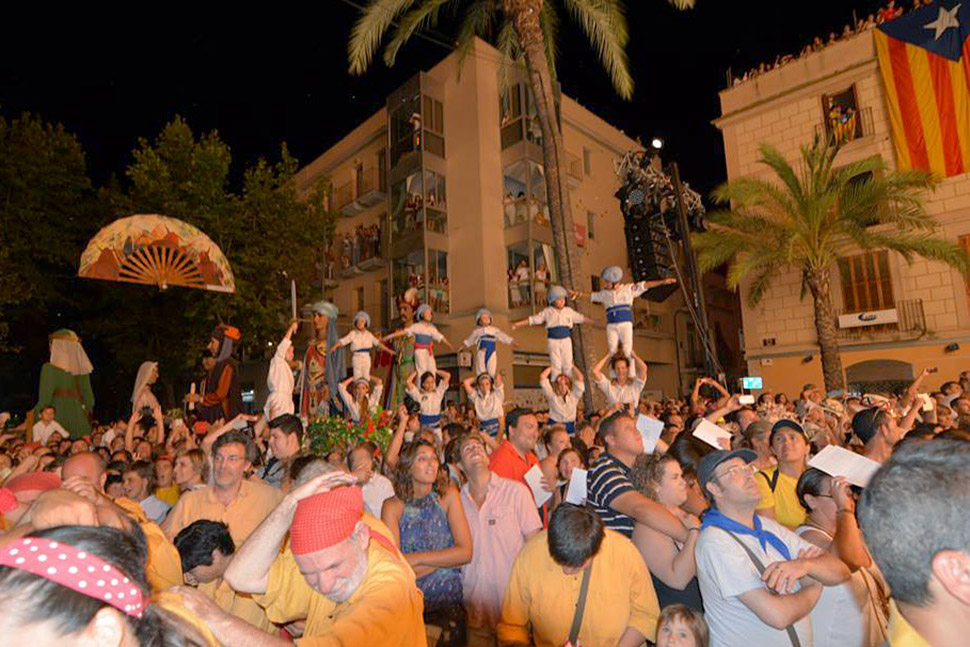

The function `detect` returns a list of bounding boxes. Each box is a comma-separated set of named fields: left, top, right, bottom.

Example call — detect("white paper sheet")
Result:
left=524, top=463, right=553, bottom=507
left=636, top=414, right=664, bottom=454
left=808, top=445, right=881, bottom=488
left=564, top=467, right=588, bottom=505
left=692, top=419, right=733, bottom=449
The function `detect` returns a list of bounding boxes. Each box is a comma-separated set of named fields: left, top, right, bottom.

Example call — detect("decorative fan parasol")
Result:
left=78, top=214, right=235, bottom=293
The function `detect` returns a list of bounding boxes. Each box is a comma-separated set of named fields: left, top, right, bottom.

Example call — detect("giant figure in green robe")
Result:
left=34, top=329, right=94, bottom=438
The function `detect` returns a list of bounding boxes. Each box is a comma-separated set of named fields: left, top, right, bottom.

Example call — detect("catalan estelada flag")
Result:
left=874, top=2, right=970, bottom=177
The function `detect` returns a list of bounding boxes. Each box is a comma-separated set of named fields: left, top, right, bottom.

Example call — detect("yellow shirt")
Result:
left=155, top=484, right=181, bottom=506
left=756, top=467, right=807, bottom=529
left=163, top=479, right=283, bottom=546
left=254, top=536, right=426, bottom=647
left=114, top=497, right=183, bottom=591
left=498, top=529, right=660, bottom=647
left=888, top=600, right=931, bottom=647
left=198, top=578, right=276, bottom=634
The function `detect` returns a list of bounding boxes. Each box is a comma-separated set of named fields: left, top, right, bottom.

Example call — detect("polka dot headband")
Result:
left=0, top=537, right=145, bottom=618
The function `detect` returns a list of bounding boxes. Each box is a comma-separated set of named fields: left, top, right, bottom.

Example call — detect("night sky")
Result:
left=1, top=1, right=891, bottom=196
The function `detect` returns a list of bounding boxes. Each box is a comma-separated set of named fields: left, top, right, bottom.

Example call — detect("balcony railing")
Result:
left=334, top=181, right=356, bottom=215
left=814, top=106, right=875, bottom=146
left=835, top=298, right=925, bottom=343
left=355, top=168, right=386, bottom=208
left=566, top=152, right=583, bottom=187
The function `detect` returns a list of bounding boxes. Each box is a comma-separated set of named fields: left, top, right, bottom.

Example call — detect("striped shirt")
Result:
left=587, top=453, right=636, bottom=537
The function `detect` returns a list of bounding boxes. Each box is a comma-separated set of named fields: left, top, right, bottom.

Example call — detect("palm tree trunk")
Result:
left=506, top=0, right=594, bottom=410
left=806, top=269, right=845, bottom=393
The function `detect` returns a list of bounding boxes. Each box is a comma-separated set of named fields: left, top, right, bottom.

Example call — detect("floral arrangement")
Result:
left=307, top=407, right=394, bottom=456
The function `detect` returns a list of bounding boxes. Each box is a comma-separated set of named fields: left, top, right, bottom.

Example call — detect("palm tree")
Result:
left=348, top=0, right=692, bottom=405
left=694, top=137, right=969, bottom=392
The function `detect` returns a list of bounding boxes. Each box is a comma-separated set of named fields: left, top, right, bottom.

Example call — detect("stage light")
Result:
left=651, top=138, right=664, bottom=150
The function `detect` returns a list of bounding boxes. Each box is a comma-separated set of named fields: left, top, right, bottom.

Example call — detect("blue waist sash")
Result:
left=419, top=413, right=441, bottom=427
left=414, top=333, right=434, bottom=347
left=353, top=348, right=371, bottom=353
left=550, top=418, right=576, bottom=434
left=479, top=336, right=497, bottom=366
left=547, top=326, right=571, bottom=339
left=606, top=304, right=634, bottom=324
left=480, top=418, right=500, bottom=435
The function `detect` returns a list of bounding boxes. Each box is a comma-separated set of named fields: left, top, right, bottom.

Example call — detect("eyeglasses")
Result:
left=714, top=462, right=756, bottom=481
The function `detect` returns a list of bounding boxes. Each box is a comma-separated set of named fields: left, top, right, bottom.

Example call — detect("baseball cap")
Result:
left=697, top=448, right=758, bottom=494
left=769, top=419, right=809, bottom=444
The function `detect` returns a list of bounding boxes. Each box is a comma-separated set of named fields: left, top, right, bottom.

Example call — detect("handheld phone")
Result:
left=741, top=376, right=763, bottom=390
left=919, top=393, right=935, bottom=412
left=927, top=367, right=938, bottom=374
left=232, top=418, right=250, bottom=431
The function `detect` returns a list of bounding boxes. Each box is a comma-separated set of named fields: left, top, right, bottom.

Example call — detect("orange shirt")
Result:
left=488, top=441, right=539, bottom=485
left=162, top=479, right=282, bottom=547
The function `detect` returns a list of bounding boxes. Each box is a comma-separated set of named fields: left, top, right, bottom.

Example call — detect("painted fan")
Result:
left=78, top=214, right=235, bottom=293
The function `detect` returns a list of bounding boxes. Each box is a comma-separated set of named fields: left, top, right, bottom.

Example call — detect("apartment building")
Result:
left=716, top=30, right=970, bottom=397
left=293, top=37, right=732, bottom=407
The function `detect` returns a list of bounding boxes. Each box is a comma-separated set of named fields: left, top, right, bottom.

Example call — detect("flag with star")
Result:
left=874, top=2, right=970, bottom=176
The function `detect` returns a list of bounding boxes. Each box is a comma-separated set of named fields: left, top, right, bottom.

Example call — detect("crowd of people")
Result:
left=729, top=1, right=935, bottom=87
left=1, top=284, right=969, bottom=645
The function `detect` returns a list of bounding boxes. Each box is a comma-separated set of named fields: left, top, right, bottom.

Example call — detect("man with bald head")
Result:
left=175, top=472, right=426, bottom=647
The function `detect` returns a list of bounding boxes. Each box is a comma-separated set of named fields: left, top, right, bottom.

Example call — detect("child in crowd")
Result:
left=656, top=604, right=709, bottom=647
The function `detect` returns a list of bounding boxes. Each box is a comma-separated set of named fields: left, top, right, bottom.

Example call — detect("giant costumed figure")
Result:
left=34, top=329, right=95, bottom=438
left=386, top=288, right=419, bottom=409
left=195, top=324, right=243, bottom=423
left=300, top=300, right=344, bottom=417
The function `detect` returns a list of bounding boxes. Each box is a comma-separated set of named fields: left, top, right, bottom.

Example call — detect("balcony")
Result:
left=355, top=168, right=386, bottom=208
left=335, top=181, right=364, bottom=216
left=835, top=299, right=926, bottom=343
left=331, top=224, right=388, bottom=278
left=814, top=106, right=875, bottom=147
left=566, top=152, right=583, bottom=187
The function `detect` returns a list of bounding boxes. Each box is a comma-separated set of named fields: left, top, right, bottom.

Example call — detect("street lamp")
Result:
left=651, top=137, right=664, bottom=151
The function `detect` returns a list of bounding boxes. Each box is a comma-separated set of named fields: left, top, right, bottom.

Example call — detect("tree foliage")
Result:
left=91, top=117, right=335, bottom=401
left=0, top=112, right=97, bottom=350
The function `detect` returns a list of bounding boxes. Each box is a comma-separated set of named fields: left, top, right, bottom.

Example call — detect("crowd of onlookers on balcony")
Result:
left=323, top=222, right=384, bottom=281
left=503, top=191, right=551, bottom=228
left=730, top=0, right=935, bottom=87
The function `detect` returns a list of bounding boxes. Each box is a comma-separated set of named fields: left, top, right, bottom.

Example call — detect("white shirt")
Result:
left=595, top=376, right=646, bottom=407
left=470, top=385, right=505, bottom=421
left=527, top=306, right=587, bottom=329
left=338, top=329, right=381, bottom=352
left=795, top=526, right=875, bottom=647
left=32, top=419, right=67, bottom=445
left=462, top=326, right=513, bottom=349
left=407, top=381, right=449, bottom=417
left=540, top=376, right=585, bottom=423
left=264, top=337, right=295, bottom=419
left=590, top=282, right=650, bottom=308
left=140, top=495, right=172, bottom=525
left=338, top=383, right=384, bottom=422
left=404, top=322, right=445, bottom=344
left=362, top=473, right=396, bottom=519
left=696, top=515, right=816, bottom=647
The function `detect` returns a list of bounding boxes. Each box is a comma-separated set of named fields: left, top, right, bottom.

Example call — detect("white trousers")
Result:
left=547, top=337, right=574, bottom=378
left=351, top=352, right=372, bottom=381
left=474, top=347, right=498, bottom=377
left=414, top=348, right=437, bottom=376
left=606, top=321, right=635, bottom=377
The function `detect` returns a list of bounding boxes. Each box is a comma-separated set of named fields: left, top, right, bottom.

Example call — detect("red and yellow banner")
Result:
left=874, top=4, right=970, bottom=177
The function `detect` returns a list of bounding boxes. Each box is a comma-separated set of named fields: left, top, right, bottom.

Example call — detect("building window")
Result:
left=508, top=243, right=532, bottom=309
left=428, top=249, right=449, bottom=314
left=838, top=250, right=894, bottom=312
left=392, top=249, right=425, bottom=317
left=534, top=243, right=557, bottom=305
left=583, top=147, right=592, bottom=175
left=391, top=173, right=424, bottom=235
left=499, top=84, right=542, bottom=149
left=821, top=85, right=862, bottom=144
left=377, top=149, right=387, bottom=192
left=423, top=170, right=447, bottom=234
left=390, top=95, right=421, bottom=167
left=502, top=160, right=549, bottom=228
left=423, top=96, right=445, bottom=158
left=587, top=210, right=595, bottom=240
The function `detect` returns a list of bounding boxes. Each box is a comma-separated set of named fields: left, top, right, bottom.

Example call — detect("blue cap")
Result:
left=548, top=285, right=568, bottom=304
left=601, top=266, right=623, bottom=283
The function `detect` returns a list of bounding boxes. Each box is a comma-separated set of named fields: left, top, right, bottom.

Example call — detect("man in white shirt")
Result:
left=348, top=443, right=395, bottom=519
left=695, top=448, right=850, bottom=647
left=452, top=431, right=541, bottom=646
left=32, top=405, right=68, bottom=445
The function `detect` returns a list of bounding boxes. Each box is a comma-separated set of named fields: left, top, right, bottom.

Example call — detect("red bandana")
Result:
left=0, top=537, right=146, bottom=618
left=290, top=486, right=364, bottom=555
